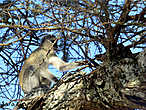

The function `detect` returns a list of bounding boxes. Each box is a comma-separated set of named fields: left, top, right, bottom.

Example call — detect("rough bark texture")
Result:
left=17, top=49, right=146, bottom=110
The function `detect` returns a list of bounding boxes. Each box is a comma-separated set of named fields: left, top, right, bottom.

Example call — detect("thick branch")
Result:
left=16, top=49, right=146, bottom=110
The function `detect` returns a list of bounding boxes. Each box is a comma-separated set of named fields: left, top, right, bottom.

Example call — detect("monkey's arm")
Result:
left=48, top=56, right=80, bottom=71
left=39, top=62, right=58, bottom=83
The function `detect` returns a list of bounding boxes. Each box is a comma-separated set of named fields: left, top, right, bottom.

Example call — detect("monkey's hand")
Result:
left=74, top=60, right=88, bottom=66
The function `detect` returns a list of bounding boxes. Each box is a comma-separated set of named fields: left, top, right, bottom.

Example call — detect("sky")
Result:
left=0, top=0, right=145, bottom=109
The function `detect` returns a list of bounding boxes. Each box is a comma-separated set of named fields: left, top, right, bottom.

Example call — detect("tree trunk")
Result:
left=16, top=49, right=146, bottom=110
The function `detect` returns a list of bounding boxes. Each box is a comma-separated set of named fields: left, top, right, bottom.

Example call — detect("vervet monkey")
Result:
left=19, top=35, right=80, bottom=94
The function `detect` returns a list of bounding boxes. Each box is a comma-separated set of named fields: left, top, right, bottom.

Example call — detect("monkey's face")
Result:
left=41, top=35, right=56, bottom=43
left=40, top=35, right=57, bottom=49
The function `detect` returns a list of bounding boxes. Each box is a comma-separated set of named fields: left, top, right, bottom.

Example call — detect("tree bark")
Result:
left=17, top=49, right=146, bottom=110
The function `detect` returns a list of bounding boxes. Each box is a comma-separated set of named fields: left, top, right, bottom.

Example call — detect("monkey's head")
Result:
left=40, top=35, right=57, bottom=50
